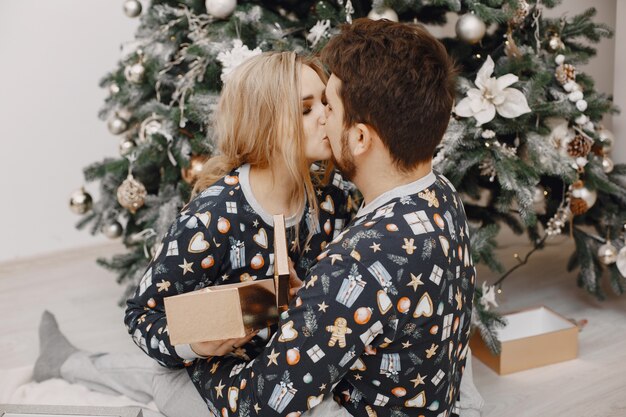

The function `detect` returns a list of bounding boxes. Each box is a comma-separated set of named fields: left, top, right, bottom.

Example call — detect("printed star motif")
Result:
left=354, top=373, right=363, bottom=380
left=370, top=242, right=381, bottom=253
left=329, top=254, right=343, bottom=265
left=460, top=227, right=465, bottom=239
left=316, top=189, right=323, bottom=196
left=402, top=341, right=413, bottom=349
left=318, top=301, right=329, bottom=312
left=267, top=348, right=280, bottom=366
left=407, top=273, right=424, bottom=291
left=221, top=273, right=229, bottom=281
left=443, top=195, right=448, bottom=202
left=254, top=403, right=261, bottom=413
left=411, top=373, right=426, bottom=387
left=426, top=343, right=439, bottom=359
left=210, top=361, right=220, bottom=374
left=402, top=238, right=417, bottom=255
left=253, top=219, right=259, bottom=227
left=178, top=258, right=194, bottom=275
left=304, top=244, right=311, bottom=253
left=156, top=280, right=171, bottom=292
left=214, top=380, right=225, bottom=398
left=456, top=288, right=463, bottom=310
left=320, top=383, right=327, bottom=391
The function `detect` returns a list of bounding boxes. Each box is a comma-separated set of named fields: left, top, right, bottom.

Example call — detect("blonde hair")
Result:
left=193, top=51, right=327, bottom=249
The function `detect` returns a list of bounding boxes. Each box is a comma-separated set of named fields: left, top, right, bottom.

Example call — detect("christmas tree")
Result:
left=71, top=0, right=626, bottom=353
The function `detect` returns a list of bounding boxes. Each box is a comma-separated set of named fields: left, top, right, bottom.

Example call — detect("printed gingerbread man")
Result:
left=326, top=317, right=352, bottom=348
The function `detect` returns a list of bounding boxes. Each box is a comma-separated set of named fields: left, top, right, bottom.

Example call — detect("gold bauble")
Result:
left=117, top=174, right=147, bottom=213
left=181, top=155, right=208, bottom=184
left=69, top=187, right=93, bottom=214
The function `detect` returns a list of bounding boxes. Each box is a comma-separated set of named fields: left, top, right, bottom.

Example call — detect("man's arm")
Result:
left=191, top=254, right=396, bottom=416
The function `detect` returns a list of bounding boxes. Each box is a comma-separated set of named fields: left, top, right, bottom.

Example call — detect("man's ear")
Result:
left=350, top=123, right=375, bottom=157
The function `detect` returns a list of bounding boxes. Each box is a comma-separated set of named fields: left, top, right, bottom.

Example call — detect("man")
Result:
left=189, top=19, right=475, bottom=417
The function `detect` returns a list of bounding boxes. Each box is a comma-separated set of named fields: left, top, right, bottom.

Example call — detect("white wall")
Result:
left=612, top=1, right=626, bottom=163
left=0, top=1, right=620, bottom=262
left=0, top=1, right=137, bottom=262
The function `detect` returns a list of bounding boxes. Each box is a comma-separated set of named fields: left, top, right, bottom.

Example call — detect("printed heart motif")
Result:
left=350, top=357, right=367, bottom=371
left=413, top=293, right=433, bottom=318
left=320, top=195, right=335, bottom=214
left=307, top=394, right=324, bottom=409
left=195, top=211, right=211, bottom=228
left=188, top=232, right=210, bottom=253
left=253, top=228, right=268, bottom=249
left=278, top=320, right=298, bottom=342
left=405, top=391, right=426, bottom=408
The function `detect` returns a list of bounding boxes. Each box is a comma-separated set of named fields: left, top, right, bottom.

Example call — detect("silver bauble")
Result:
left=139, top=115, right=163, bottom=143
left=367, top=7, right=399, bottom=22
left=602, top=156, right=614, bottom=174
left=109, top=83, right=120, bottom=95
left=102, top=221, right=124, bottom=239
left=205, top=0, right=237, bottom=19
left=597, top=243, right=618, bottom=265
left=548, top=35, right=564, bottom=51
left=124, top=62, right=145, bottom=84
left=123, top=0, right=142, bottom=17
left=107, top=115, right=128, bottom=135
left=119, top=137, right=136, bottom=157
left=455, top=14, right=486, bottom=44
left=69, top=188, right=93, bottom=214
left=598, top=127, right=615, bottom=152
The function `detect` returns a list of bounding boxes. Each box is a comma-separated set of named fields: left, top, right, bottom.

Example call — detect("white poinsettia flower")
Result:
left=455, top=56, right=531, bottom=126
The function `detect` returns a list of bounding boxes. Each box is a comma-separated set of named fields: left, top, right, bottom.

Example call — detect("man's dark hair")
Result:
left=321, top=18, right=457, bottom=171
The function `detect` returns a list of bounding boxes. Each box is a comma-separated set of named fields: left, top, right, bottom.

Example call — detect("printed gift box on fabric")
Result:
left=470, top=306, right=578, bottom=375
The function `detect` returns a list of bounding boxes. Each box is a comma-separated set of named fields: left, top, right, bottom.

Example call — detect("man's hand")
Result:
left=190, top=330, right=258, bottom=358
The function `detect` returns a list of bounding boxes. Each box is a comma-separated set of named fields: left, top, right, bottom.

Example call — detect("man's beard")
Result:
left=331, top=130, right=357, bottom=181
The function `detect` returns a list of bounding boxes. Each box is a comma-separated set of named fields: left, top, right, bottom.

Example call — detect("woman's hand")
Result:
left=190, top=330, right=258, bottom=358
left=288, top=258, right=304, bottom=297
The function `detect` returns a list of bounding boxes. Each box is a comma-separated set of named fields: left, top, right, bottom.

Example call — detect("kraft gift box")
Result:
left=470, top=306, right=578, bottom=375
left=164, top=214, right=290, bottom=345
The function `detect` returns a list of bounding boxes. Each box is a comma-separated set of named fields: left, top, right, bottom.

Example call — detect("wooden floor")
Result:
left=1, top=231, right=625, bottom=416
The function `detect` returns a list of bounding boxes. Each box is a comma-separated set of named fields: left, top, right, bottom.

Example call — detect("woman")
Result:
left=34, top=51, right=352, bottom=417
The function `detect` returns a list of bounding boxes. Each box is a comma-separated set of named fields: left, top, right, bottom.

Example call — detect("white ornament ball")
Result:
left=563, top=81, right=580, bottom=93
left=123, top=0, right=142, bottom=18
left=367, top=7, right=399, bottom=22
left=456, top=14, right=486, bottom=44
left=109, top=83, right=120, bottom=95
left=125, top=63, right=145, bottom=84
left=576, top=100, right=588, bottom=112
left=107, top=115, right=128, bottom=135
left=575, top=114, right=589, bottom=125
left=568, top=90, right=583, bottom=102
left=598, top=243, right=618, bottom=265
left=571, top=183, right=597, bottom=208
left=205, top=0, right=237, bottom=19
left=584, top=121, right=595, bottom=131
left=102, top=221, right=124, bottom=239
left=575, top=157, right=588, bottom=168
left=555, top=54, right=565, bottom=65
left=602, top=156, right=615, bottom=174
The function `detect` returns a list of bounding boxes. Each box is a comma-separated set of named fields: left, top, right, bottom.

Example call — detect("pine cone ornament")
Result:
left=569, top=197, right=588, bottom=215
left=555, top=64, right=576, bottom=85
left=567, top=135, right=592, bottom=158
left=507, top=0, right=530, bottom=26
